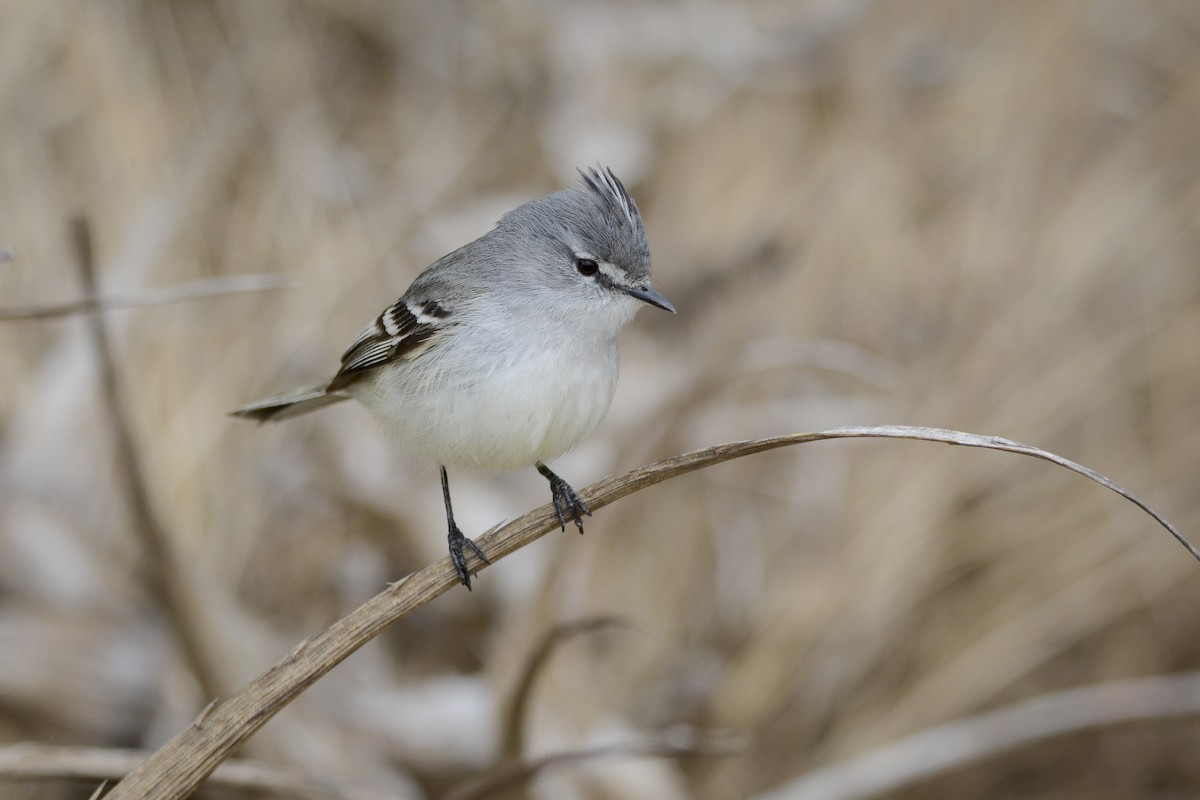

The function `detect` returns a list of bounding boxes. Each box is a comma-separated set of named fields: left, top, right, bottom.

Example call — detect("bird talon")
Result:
left=463, top=534, right=491, bottom=565
left=448, top=524, right=489, bottom=590
left=545, top=472, right=589, bottom=534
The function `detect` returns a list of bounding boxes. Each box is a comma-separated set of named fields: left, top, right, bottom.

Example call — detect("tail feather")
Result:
left=229, top=383, right=349, bottom=423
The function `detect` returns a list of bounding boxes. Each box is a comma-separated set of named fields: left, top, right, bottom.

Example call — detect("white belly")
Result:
left=348, top=332, right=620, bottom=472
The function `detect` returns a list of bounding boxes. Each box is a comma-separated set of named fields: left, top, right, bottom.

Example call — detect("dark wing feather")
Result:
left=327, top=298, right=448, bottom=391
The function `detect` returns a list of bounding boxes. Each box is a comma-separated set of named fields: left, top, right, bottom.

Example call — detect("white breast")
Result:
left=348, top=310, right=624, bottom=472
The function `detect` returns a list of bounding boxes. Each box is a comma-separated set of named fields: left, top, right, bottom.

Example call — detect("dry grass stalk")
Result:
left=498, top=616, right=635, bottom=765
left=0, top=273, right=287, bottom=321
left=72, top=218, right=225, bottom=702
left=0, top=743, right=402, bottom=800
left=441, top=729, right=743, bottom=800
left=756, top=671, right=1200, bottom=800
left=105, top=426, right=1190, bottom=799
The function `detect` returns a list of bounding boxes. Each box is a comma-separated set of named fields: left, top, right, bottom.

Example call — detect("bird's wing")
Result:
left=327, top=297, right=452, bottom=391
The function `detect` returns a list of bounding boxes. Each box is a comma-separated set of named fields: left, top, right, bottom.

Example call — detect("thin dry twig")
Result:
left=499, top=616, right=634, bottom=764
left=72, top=218, right=225, bottom=702
left=107, top=426, right=1195, bottom=799
left=0, top=272, right=288, bottom=320
left=0, top=743, right=404, bottom=800
left=754, top=671, right=1200, bottom=800
left=441, top=728, right=743, bottom=800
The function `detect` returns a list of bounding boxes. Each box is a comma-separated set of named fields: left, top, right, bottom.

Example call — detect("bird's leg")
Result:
left=536, top=461, right=591, bottom=534
left=441, top=465, right=490, bottom=589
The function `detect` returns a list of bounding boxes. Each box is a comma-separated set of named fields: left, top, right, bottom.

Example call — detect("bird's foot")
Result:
left=544, top=471, right=590, bottom=534
left=448, top=523, right=490, bottom=590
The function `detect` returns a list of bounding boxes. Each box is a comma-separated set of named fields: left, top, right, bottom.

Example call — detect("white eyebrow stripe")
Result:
left=597, top=261, right=625, bottom=283
left=574, top=251, right=626, bottom=285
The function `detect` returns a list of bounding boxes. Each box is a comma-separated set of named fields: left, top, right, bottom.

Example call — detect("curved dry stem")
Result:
left=107, top=426, right=1195, bottom=799
left=72, top=218, right=225, bottom=702
left=0, top=272, right=288, bottom=321
left=0, top=743, right=403, bottom=800
left=499, top=616, right=635, bottom=764
left=754, top=671, right=1200, bottom=800
left=442, top=728, right=743, bottom=800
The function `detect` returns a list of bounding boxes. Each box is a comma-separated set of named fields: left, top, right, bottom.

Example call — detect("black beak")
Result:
left=622, top=283, right=676, bottom=314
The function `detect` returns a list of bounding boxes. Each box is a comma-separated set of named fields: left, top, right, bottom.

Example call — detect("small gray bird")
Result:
left=231, top=167, right=674, bottom=589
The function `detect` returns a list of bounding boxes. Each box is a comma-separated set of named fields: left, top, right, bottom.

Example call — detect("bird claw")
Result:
left=448, top=523, right=490, bottom=590
left=548, top=474, right=591, bottom=534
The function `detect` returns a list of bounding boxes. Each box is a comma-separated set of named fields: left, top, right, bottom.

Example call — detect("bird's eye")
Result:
left=575, top=257, right=599, bottom=276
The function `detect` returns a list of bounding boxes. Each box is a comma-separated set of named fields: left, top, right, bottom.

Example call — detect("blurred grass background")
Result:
left=2, top=1, right=1199, bottom=798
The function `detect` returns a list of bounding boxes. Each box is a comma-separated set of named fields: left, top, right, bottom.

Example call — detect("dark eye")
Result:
left=575, top=257, right=599, bottom=276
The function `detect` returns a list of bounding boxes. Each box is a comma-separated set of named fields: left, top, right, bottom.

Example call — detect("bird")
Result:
left=231, top=166, right=675, bottom=589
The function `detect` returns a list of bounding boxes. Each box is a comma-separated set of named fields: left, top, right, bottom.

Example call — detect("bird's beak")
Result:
left=622, top=283, right=676, bottom=314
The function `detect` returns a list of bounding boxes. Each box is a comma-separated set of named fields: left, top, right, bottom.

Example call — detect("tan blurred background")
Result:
left=2, top=1, right=1200, bottom=798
